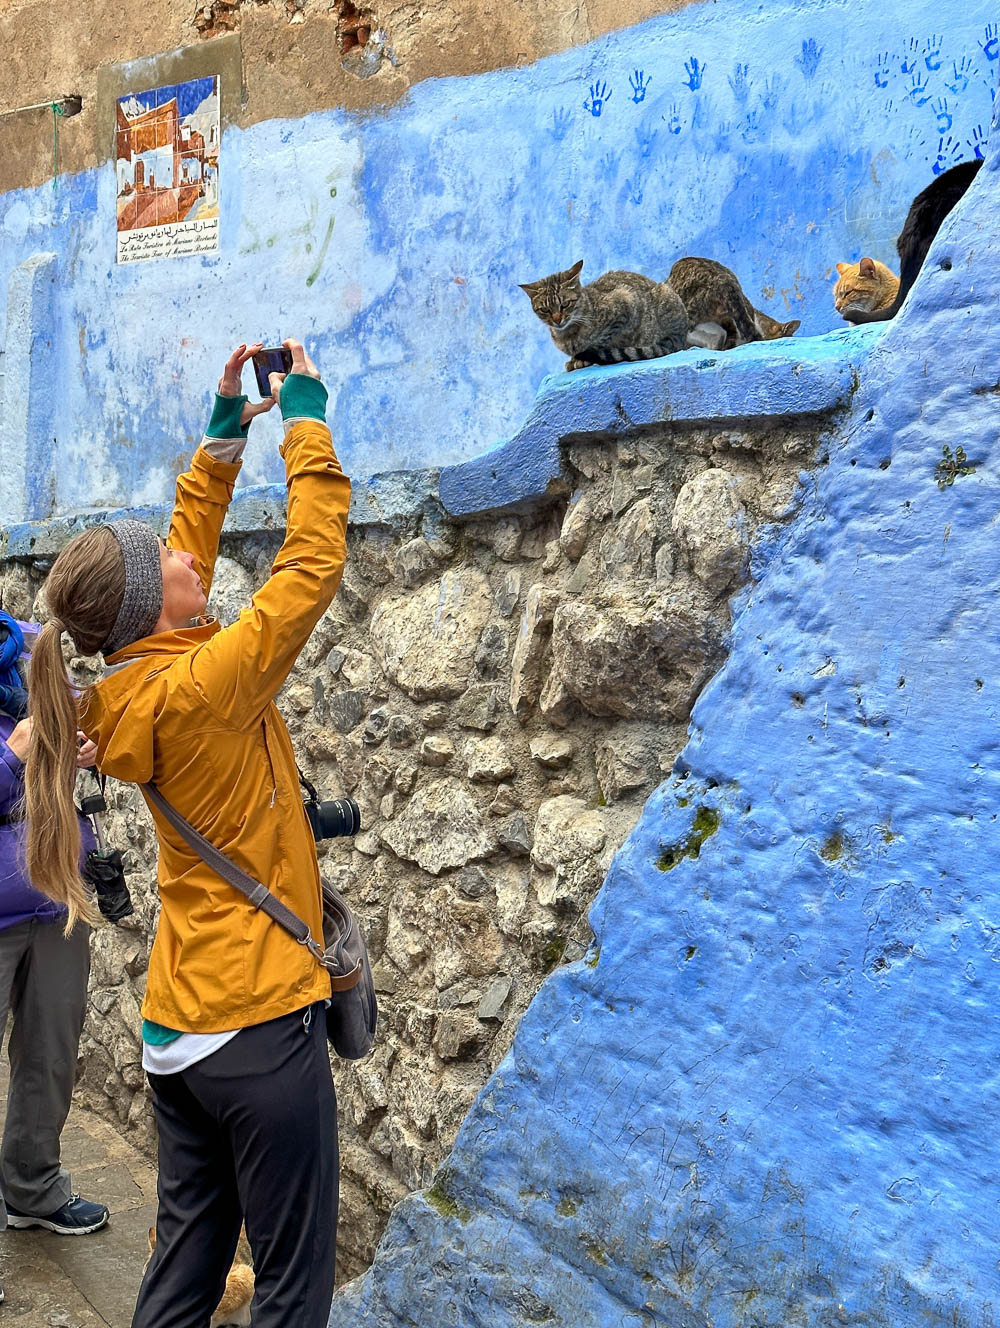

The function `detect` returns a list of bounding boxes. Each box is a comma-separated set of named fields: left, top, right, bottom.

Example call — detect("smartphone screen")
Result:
left=252, top=346, right=293, bottom=399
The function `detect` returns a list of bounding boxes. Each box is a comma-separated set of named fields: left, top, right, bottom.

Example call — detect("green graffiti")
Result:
left=306, top=213, right=336, bottom=287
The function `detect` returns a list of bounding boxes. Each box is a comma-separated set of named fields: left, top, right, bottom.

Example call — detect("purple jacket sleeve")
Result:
left=0, top=743, right=24, bottom=817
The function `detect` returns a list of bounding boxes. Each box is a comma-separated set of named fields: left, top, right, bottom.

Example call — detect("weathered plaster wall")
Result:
left=0, top=0, right=994, bottom=523
left=0, top=0, right=701, bottom=194
left=325, top=88, right=1000, bottom=1328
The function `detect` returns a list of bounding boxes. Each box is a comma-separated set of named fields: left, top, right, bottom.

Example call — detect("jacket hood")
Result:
left=82, top=620, right=220, bottom=785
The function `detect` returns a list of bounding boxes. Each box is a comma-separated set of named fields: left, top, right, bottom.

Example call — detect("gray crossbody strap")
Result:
left=142, top=781, right=325, bottom=962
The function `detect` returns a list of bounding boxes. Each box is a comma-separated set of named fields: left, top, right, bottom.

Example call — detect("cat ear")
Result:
left=782, top=320, right=801, bottom=337
left=518, top=281, right=539, bottom=296
left=566, top=259, right=584, bottom=280
left=835, top=262, right=849, bottom=276
left=859, top=257, right=876, bottom=277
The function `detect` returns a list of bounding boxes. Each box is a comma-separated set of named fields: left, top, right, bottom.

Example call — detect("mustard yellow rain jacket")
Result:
left=82, top=421, right=350, bottom=1033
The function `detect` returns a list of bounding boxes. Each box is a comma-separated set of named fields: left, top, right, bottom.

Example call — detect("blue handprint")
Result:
left=741, top=108, right=763, bottom=143
left=728, top=62, right=752, bottom=103
left=624, top=177, right=644, bottom=206
left=598, top=151, right=619, bottom=183
left=900, top=37, right=920, bottom=75
left=923, top=35, right=943, bottom=71
left=932, top=97, right=952, bottom=132
left=981, top=23, right=999, bottom=61
left=711, top=119, right=733, bottom=150
left=908, top=72, right=932, bottom=105
left=634, top=122, right=658, bottom=157
left=682, top=56, right=706, bottom=91
left=781, top=102, right=804, bottom=134
left=795, top=38, right=823, bottom=79
left=947, top=55, right=974, bottom=94
left=664, top=102, right=683, bottom=134
left=629, top=69, right=652, bottom=103
left=967, top=124, right=988, bottom=159
left=549, top=107, right=572, bottom=141
left=874, top=52, right=892, bottom=89
left=932, top=134, right=963, bottom=174
left=584, top=81, right=612, bottom=116
left=902, top=121, right=926, bottom=155
left=761, top=73, right=785, bottom=110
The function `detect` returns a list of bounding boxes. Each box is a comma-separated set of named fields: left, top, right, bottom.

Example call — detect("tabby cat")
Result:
left=147, top=1228, right=255, bottom=1327
left=669, top=257, right=800, bottom=349
left=832, top=256, right=899, bottom=318
left=842, top=158, right=982, bottom=324
left=519, top=260, right=689, bottom=371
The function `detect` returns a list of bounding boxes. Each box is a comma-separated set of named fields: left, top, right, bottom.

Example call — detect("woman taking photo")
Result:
left=24, top=338, right=350, bottom=1328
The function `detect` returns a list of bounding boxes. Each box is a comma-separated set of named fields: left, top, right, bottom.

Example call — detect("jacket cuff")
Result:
left=280, top=375, right=328, bottom=429
left=0, top=744, right=24, bottom=779
left=190, top=445, right=243, bottom=485
left=203, top=393, right=250, bottom=463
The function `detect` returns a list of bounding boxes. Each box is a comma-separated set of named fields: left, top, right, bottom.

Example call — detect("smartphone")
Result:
left=252, top=346, right=293, bottom=399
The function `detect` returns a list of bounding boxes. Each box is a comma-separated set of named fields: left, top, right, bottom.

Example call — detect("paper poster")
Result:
left=116, top=75, right=220, bottom=264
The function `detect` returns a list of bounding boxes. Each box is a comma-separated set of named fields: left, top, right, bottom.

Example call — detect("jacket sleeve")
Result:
left=166, top=394, right=250, bottom=597
left=0, top=743, right=24, bottom=817
left=186, top=419, right=351, bottom=730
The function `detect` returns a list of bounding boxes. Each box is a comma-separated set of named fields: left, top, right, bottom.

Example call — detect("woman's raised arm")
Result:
left=166, top=343, right=275, bottom=598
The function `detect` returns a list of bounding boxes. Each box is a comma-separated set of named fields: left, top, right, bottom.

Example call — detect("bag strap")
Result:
left=142, top=781, right=326, bottom=964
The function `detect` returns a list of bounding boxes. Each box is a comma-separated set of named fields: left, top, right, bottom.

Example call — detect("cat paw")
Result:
left=565, top=358, right=587, bottom=372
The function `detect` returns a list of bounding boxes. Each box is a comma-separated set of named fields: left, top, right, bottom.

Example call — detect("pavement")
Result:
left=0, top=1059, right=156, bottom=1328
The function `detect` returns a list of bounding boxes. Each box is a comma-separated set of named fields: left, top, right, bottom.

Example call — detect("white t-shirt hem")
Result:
left=142, top=1029, right=241, bottom=1076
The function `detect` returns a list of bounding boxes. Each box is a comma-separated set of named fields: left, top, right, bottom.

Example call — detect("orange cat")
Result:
left=146, top=1228, right=255, bottom=1326
left=832, top=257, right=899, bottom=319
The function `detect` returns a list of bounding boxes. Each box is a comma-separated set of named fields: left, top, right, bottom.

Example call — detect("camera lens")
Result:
left=317, top=797, right=361, bottom=839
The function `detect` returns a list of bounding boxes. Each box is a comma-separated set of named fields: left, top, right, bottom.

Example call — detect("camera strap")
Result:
left=142, top=781, right=328, bottom=966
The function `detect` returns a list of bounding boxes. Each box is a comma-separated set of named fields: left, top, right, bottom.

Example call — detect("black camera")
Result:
left=82, top=847, right=134, bottom=924
left=298, top=769, right=361, bottom=843
left=79, top=775, right=134, bottom=924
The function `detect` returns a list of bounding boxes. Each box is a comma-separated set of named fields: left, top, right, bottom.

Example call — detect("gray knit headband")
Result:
left=102, top=521, right=164, bottom=656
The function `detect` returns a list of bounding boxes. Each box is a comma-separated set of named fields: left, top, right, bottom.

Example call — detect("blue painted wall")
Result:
left=0, top=0, right=995, bottom=520
left=328, top=79, right=1000, bottom=1328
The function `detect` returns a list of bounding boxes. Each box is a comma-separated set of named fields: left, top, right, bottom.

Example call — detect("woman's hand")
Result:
left=268, top=338, right=321, bottom=406
left=5, top=718, right=31, bottom=761
left=219, top=343, right=276, bottom=427
left=76, top=732, right=98, bottom=770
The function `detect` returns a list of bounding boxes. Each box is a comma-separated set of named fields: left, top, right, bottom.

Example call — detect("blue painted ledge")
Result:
left=2, top=326, right=881, bottom=557
left=439, top=324, right=884, bottom=517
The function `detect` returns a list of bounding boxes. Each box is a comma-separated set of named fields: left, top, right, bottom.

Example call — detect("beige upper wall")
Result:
left=0, top=0, right=703, bottom=194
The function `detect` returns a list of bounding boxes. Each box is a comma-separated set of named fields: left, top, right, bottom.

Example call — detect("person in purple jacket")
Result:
left=0, top=612, right=110, bottom=1296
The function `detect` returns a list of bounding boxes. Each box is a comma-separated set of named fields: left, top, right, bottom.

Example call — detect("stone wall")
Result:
left=0, top=410, right=822, bottom=1279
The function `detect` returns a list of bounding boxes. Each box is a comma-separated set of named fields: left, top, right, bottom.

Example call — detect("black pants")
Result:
left=132, top=1004, right=338, bottom=1328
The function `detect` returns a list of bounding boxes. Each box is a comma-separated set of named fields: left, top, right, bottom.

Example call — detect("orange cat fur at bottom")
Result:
left=832, top=256, right=899, bottom=319
left=146, top=1228, right=255, bottom=1327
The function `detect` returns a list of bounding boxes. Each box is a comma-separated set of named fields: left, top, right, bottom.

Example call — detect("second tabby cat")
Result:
left=147, top=1228, right=255, bottom=1327
left=519, top=260, right=689, bottom=371
left=669, top=257, right=800, bottom=349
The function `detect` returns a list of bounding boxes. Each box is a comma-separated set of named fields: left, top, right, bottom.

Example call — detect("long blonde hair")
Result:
left=26, top=527, right=124, bottom=932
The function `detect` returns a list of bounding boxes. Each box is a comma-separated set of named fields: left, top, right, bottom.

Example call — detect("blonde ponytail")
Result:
left=23, top=525, right=125, bottom=933
left=24, top=622, right=95, bottom=932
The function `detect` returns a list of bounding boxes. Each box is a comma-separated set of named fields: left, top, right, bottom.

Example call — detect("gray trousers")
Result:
left=0, top=919, right=90, bottom=1223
